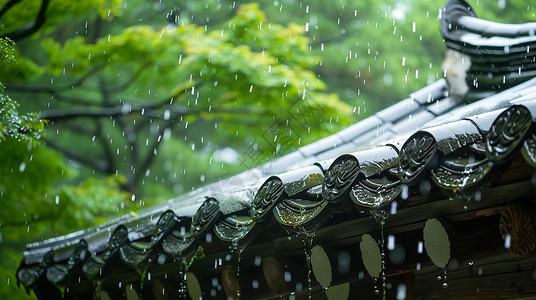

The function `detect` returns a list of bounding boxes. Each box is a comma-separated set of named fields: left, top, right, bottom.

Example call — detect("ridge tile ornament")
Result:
left=16, top=1, right=536, bottom=299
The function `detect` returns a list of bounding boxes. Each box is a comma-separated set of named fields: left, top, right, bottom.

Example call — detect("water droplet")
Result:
left=390, top=201, right=398, bottom=215
left=396, top=283, right=406, bottom=300
left=443, top=282, right=448, bottom=288
left=401, top=185, right=409, bottom=199
left=387, top=235, right=395, bottom=250
left=504, top=234, right=511, bottom=249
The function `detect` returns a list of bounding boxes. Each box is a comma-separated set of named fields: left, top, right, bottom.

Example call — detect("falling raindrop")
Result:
left=396, top=283, right=406, bottom=300
left=504, top=234, right=511, bottom=249
left=284, top=271, right=292, bottom=282
left=401, top=185, right=409, bottom=200
left=387, top=235, right=395, bottom=250
left=443, top=269, right=448, bottom=289
left=390, top=201, right=398, bottom=215
left=337, top=251, right=351, bottom=274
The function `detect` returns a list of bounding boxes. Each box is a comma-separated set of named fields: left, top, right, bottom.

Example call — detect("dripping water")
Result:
left=178, top=262, right=188, bottom=299
left=93, top=280, right=102, bottom=300
left=179, top=246, right=203, bottom=298
left=301, top=231, right=315, bottom=299
left=373, top=214, right=387, bottom=300
left=138, top=267, right=148, bottom=299
left=436, top=268, right=448, bottom=288
left=231, top=240, right=244, bottom=299
left=380, top=220, right=387, bottom=300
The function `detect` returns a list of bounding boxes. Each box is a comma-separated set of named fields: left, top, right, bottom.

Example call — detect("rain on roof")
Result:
left=17, top=0, right=536, bottom=299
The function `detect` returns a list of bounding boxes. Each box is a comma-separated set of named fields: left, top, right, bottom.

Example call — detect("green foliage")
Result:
left=0, top=94, right=44, bottom=143
left=57, top=175, right=132, bottom=227
left=0, top=37, right=14, bottom=64
left=0, top=138, right=133, bottom=299
left=0, top=0, right=123, bottom=37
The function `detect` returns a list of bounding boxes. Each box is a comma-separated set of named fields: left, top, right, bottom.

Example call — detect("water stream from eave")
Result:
left=137, top=267, right=148, bottom=299
left=437, top=268, right=448, bottom=289
left=231, top=239, right=245, bottom=299
left=301, top=231, right=315, bottom=299
left=92, top=280, right=102, bottom=300
left=372, top=213, right=387, bottom=300
left=178, top=246, right=204, bottom=299
left=177, top=262, right=188, bottom=299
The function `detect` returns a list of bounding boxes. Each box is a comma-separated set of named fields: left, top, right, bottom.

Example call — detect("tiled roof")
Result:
left=17, top=0, right=536, bottom=298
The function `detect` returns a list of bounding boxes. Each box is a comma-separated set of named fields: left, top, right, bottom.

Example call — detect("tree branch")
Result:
left=5, top=66, right=102, bottom=94
left=44, top=137, right=110, bottom=172
left=3, top=0, right=51, bottom=41
left=39, top=103, right=193, bottom=122
left=0, top=0, right=23, bottom=20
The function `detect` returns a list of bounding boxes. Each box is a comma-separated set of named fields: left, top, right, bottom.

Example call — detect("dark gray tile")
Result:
left=375, top=98, right=422, bottom=123
left=298, top=134, right=344, bottom=157
left=410, top=79, right=448, bottom=104
left=391, top=109, right=436, bottom=134
left=425, top=96, right=464, bottom=116
left=334, top=115, right=383, bottom=143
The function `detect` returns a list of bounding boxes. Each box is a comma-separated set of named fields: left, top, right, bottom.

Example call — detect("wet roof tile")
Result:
left=334, top=115, right=384, bottom=143
left=375, top=97, right=422, bottom=123
left=297, top=134, right=345, bottom=157
left=390, top=109, right=436, bottom=134
left=425, top=96, right=464, bottom=116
